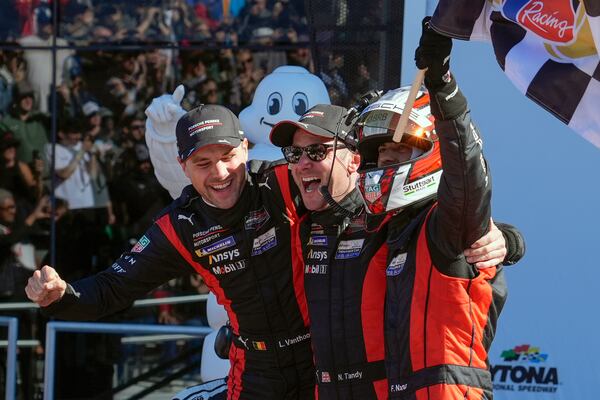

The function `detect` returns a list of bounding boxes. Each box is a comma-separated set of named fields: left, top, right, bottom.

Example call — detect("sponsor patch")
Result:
left=211, top=260, right=247, bottom=275
left=131, top=235, right=150, bottom=253
left=111, top=263, right=126, bottom=273
left=188, top=119, right=223, bottom=136
left=321, top=371, right=331, bottom=383
left=209, top=249, right=240, bottom=265
left=387, top=253, right=407, bottom=276
left=304, top=264, right=327, bottom=274
left=308, top=235, right=328, bottom=246
left=364, top=171, right=383, bottom=203
left=335, top=239, right=364, bottom=259
left=251, top=227, right=277, bottom=256
left=244, top=207, right=270, bottom=230
left=307, top=249, right=327, bottom=261
left=196, top=236, right=236, bottom=257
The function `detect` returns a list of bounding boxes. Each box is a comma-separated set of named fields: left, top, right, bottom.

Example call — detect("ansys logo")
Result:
left=491, top=344, right=560, bottom=394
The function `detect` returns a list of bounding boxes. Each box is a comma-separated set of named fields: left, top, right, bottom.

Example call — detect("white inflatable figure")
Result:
left=239, top=65, right=330, bottom=161
left=200, top=292, right=230, bottom=382
left=206, top=292, right=228, bottom=330
left=144, top=85, right=188, bottom=199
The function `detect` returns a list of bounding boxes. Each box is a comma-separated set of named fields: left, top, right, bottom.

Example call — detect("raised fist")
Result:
left=25, top=265, right=67, bottom=307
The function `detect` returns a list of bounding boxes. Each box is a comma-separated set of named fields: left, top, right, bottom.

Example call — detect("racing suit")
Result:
left=384, top=80, right=523, bottom=399
left=43, top=161, right=315, bottom=400
left=298, top=190, right=390, bottom=399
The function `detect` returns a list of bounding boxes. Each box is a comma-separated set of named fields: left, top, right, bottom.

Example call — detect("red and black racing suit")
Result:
left=298, top=191, right=390, bottom=399
left=384, top=80, right=524, bottom=399
left=43, top=161, right=315, bottom=400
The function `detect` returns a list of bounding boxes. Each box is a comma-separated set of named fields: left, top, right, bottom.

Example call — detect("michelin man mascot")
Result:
left=239, top=65, right=330, bottom=160
left=145, top=66, right=330, bottom=399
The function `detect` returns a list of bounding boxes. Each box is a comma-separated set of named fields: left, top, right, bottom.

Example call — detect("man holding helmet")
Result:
left=354, top=18, right=521, bottom=398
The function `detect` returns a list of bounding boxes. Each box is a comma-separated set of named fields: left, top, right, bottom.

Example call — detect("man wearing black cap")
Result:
left=26, top=104, right=316, bottom=399
left=269, top=103, right=524, bottom=399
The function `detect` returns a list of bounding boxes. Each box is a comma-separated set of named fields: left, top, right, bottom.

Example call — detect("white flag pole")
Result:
left=392, top=0, right=438, bottom=143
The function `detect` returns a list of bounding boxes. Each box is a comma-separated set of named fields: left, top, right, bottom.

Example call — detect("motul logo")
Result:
left=515, top=0, right=576, bottom=43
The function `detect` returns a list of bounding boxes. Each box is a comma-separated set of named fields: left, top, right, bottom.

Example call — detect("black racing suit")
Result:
left=43, top=161, right=315, bottom=400
left=298, top=190, right=390, bottom=399
left=384, top=80, right=525, bottom=399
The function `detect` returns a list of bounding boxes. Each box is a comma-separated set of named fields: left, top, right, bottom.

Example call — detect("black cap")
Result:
left=176, top=105, right=244, bottom=161
left=270, top=104, right=349, bottom=147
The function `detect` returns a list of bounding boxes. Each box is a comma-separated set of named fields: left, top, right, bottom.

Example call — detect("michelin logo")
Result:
left=197, top=236, right=236, bottom=257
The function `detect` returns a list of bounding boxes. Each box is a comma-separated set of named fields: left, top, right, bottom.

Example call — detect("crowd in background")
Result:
left=0, top=0, right=381, bottom=397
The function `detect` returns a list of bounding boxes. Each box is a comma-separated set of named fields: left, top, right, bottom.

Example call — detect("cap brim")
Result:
left=181, top=136, right=242, bottom=161
left=270, top=120, right=335, bottom=147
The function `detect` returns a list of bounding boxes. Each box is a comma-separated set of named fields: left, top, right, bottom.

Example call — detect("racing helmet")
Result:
left=354, top=86, right=442, bottom=215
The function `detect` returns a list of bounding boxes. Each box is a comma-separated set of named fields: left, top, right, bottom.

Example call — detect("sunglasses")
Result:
left=281, top=143, right=343, bottom=164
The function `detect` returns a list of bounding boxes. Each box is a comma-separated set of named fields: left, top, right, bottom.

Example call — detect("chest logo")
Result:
left=387, top=253, right=407, bottom=276
left=251, top=227, right=277, bottom=256
left=196, top=236, right=236, bottom=257
left=335, top=239, right=365, bottom=259
left=178, top=213, right=194, bottom=226
left=245, top=207, right=270, bottom=231
left=308, top=235, right=328, bottom=246
left=131, top=235, right=150, bottom=253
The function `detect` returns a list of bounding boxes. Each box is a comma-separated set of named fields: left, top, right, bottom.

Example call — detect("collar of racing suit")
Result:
left=309, top=188, right=364, bottom=233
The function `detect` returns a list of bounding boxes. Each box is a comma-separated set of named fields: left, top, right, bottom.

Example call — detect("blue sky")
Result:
left=401, top=1, right=600, bottom=394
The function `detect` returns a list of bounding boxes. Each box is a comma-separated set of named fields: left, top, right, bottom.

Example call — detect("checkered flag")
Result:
left=430, top=0, right=600, bottom=149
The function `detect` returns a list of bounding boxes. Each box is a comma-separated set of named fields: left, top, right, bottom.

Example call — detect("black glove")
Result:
left=415, top=17, right=453, bottom=88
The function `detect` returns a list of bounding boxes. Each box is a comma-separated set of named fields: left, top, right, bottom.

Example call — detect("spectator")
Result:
left=104, top=52, right=146, bottom=119
left=0, top=189, right=49, bottom=400
left=112, top=145, right=170, bottom=239
left=2, top=81, right=49, bottom=164
left=199, top=78, right=220, bottom=104
left=45, top=119, right=96, bottom=212
left=231, top=49, right=263, bottom=109
left=250, top=27, right=287, bottom=74
left=18, top=6, right=73, bottom=113
left=320, top=53, right=349, bottom=104
left=181, top=52, right=208, bottom=109
left=0, top=129, right=43, bottom=213
left=61, top=3, right=95, bottom=43
left=113, top=112, right=148, bottom=179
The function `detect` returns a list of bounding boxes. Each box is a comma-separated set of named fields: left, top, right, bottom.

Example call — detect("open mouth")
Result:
left=301, top=177, right=321, bottom=193
left=210, top=180, right=232, bottom=192
left=260, top=117, right=275, bottom=127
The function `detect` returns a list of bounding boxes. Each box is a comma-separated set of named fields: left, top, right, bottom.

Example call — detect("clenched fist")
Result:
left=25, top=266, right=67, bottom=307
